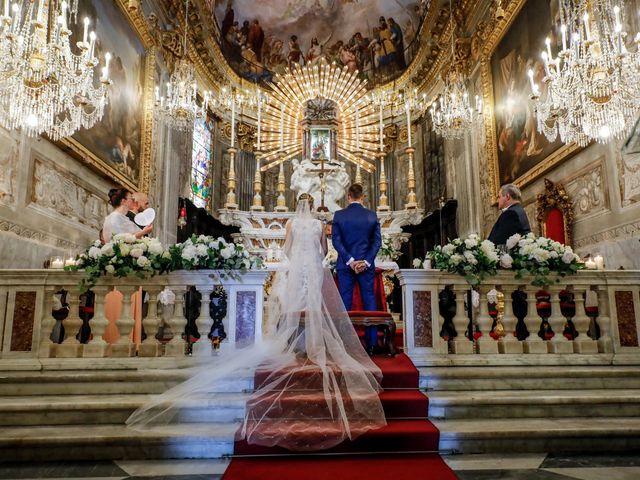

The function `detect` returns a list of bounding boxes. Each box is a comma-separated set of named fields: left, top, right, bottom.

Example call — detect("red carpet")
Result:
left=224, top=353, right=457, bottom=479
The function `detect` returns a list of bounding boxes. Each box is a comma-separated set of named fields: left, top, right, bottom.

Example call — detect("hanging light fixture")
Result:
left=429, top=0, right=480, bottom=139
left=154, top=0, right=208, bottom=131
left=0, top=0, right=111, bottom=140
left=528, top=0, right=640, bottom=146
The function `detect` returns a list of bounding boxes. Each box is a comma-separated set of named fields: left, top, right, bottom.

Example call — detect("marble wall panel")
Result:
left=10, top=291, right=36, bottom=352
left=413, top=290, right=433, bottom=348
left=235, top=291, right=256, bottom=345
left=614, top=290, right=639, bottom=348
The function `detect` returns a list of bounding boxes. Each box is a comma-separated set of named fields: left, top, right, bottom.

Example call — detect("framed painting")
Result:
left=60, top=0, right=155, bottom=193
left=480, top=0, right=579, bottom=201
left=310, top=128, right=331, bottom=161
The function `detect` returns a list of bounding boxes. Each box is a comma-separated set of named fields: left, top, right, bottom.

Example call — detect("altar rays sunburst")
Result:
left=259, top=60, right=380, bottom=173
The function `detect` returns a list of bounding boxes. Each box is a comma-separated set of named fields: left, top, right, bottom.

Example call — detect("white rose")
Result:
left=561, top=250, right=575, bottom=264
left=148, top=241, right=164, bottom=256
left=442, top=244, right=455, bottom=255
left=88, top=246, right=101, bottom=259
left=130, top=248, right=143, bottom=258
left=93, top=240, right=102, bottom=247
left=500, top=253, right=513, bottom=269
left=137, top=242, right=148, bottom=252
left=105, top=264, right=115, bottom=274
left=463, top=251, right=478, bottom=265
left=220, top=245, right=235, bottom=259
left=480, top=240, right=495, bottom=256
left=464, top=238, right=477, bottom=249
left=412, top=258, right=422, bottom=268
left=450, top=254, right=463, bottom=266
left=136, top=255, right=149, bottom=267
left=487, top=288, right=498, bottom=304
left=119, top=245, right=131, bottom=257
left=162, top=250, right=171, bottom=259
left=506, top=234, right=521, bottom=250
left=100, top=243, right=114, bottom=256
left=195, top=244, right=208, bottom=257
left=181, top=245, right=197, bottom=261
left=487, top=251, right=500, bottom=263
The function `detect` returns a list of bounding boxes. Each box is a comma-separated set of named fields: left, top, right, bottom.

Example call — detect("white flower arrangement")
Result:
left=169, top=235, right=262, bottom=272
left=379, top=233, right=402, bottom=261
left=426, top=234, right=499, bottom=285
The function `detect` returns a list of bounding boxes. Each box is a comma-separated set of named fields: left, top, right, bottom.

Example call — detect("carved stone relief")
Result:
left=619, top=150, right=640, bottom=206
left=564, top=163, right=607, bottom=219
left=0, top=131, right=18, bottom=206
left=0, top=219, right=80, bottom=250
left=31, top=159, right=108, bottom=231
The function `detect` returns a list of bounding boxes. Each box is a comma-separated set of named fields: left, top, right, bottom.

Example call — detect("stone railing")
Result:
left=398, top=269, right=640, bottom=360
left=0, top=270, right=269, bottom=359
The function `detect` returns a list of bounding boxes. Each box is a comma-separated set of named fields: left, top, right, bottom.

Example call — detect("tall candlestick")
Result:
left=279, top=104, right=284, bottom=150
left=231, top=95, right=236, bottom=148
left=405, top=99, right=412, bottom=146
left=257, top=96, right=262, bottom=150
left=378, top=102, right=383, bottom=151
left=355, top=105, right=360, bottom=150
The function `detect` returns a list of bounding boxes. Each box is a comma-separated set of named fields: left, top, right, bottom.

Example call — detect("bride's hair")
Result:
left=297, top=193, right=314, bottom=209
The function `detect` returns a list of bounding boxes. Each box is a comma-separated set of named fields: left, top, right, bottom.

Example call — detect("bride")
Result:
left=127, top=194, right=386, bottom=451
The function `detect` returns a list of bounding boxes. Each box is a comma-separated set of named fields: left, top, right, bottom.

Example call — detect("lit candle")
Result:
left=541, top=51, right=551, bottom=77
left=355, top=105, right=360, bottom=149
left=82, top=17, right=89, bottom=45
left=51, top=257, right=64, bottom=269
left=4, top=0, right=9, bottom=18
left=257, top=94, right=262, bottom=150
left=560, top=24, right=567, bottom=51
left=583, top=12, right=591, bottom=41
left=231, top=94, right=236, bottom=148
left=36, top=0, right=44, bottom=23
left=584, top=259, right=596, bottom=270
left=155, top=86, right=160, bottom=103
left=378, top=102, right=383, bottom=151
left=613, top=5, right=621, bottom=28
left=89, top=31, right=96, bottom=58
left=64, top=258, right=76, bottom=267
left=11, top=3, right=19, bottom=32
left=527, top=69, right=538, bottom=95
left=475, top=95, right=483, bottom=113
left=405, top=99, right=411, bottom=146
left=102, top=52, right=111, bottom=80
left=192, top=82, right=197, bottom=100
left=279, top=103, right=284, bottom=150
left=545, top=37, right=553, bottom=62
left=594, top=254, right=604, bottom=270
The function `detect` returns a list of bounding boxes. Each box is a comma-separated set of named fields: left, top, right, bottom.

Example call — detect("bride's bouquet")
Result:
left=503, top=233, right=583, bottom=286
left=68, top=234, right=171, bottom=291
left=168, top=235, right=262, bottom=273
left=428, top=234, right=499, bottom=285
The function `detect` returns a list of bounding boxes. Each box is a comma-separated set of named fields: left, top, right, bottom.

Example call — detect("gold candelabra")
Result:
left=376, top=151, right=390, bottom=212
left=250, top=151, right=264, bottom=211
left=405, top=146, right=418, bottom=209
left=224, top=147, right=238, bottom=209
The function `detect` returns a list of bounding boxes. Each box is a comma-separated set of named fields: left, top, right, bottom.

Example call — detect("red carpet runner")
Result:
left=223, top=353, right=457, bottom=480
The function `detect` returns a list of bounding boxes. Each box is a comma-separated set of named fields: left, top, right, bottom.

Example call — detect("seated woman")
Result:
left=102, top=188, right=153, bottom=350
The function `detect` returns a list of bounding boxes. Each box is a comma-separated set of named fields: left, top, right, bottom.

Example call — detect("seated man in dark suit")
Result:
left=488, top=183, right=531, bottom=246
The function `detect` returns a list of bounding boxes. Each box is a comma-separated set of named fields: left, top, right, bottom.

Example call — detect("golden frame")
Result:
left=479, top=0, right=579, bottom=203
left=58, top=0, right=156, bottom=193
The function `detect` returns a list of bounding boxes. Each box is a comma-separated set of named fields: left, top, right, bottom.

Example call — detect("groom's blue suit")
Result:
left=332, top=202, right=381, bottom=349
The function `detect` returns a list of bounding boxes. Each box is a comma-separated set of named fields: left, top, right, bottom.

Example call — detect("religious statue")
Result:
left=290, top=158, right=350, bottom=212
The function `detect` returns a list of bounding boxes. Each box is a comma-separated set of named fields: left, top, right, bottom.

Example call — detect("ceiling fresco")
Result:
left=204, top=0, right=430, bottom=86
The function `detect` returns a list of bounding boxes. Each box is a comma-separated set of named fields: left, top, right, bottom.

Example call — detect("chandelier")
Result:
left=528, top=0, right=640, bottom=146
left=0, top=0, right=111, bottom=140
left=154, top=0, right=208, bottom=130
left=429, top=0, right=481, bottom=139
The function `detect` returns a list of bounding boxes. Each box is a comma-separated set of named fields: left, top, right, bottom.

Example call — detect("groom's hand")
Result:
left=354, top=261, right=367, bottom=274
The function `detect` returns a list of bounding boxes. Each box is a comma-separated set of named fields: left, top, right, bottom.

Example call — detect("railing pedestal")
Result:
left=452, top=286, right=473, bottom=354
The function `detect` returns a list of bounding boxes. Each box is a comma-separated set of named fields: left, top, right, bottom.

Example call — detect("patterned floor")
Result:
left=1, top=453, right=640, bottom=480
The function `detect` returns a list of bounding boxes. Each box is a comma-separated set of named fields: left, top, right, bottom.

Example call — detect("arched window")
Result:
left=190, top=116, right=213, bottom=209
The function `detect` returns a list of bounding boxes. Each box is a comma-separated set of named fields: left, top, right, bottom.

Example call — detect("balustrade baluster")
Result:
left=451, top=285, right=473, bottom=354
left=572, top=286, right=598, bottom=354
left=166, top=286, right=187, bottom=356
left=139, top=287, right=161, bottom=357
left=84, top=286, right=109, bottom=357
left=111, top=286, right=135, bottom=357
left=193, top=287, right=214, bottom=356
left=57, top=287, right=83, bottom=358
left=596, top=286, right=613, bottom=353
left=39, top=287, right=56, bottom=358
left=548, top=286, right=573, bottom=354
left=477, top=286, right=499, bottom=354
left=499, top=285, right=523, bottom=354
left=523, top=286, right=547, bottom=353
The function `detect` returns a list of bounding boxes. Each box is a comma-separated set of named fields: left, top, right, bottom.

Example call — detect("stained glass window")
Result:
left=191, top=116, right=213, bottom=209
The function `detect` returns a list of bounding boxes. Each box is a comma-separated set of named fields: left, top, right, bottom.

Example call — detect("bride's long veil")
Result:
left=126, top=199, right=386, bottom=451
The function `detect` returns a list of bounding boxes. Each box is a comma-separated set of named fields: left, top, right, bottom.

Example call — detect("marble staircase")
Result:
left=1, top=358, right=640, bottom=460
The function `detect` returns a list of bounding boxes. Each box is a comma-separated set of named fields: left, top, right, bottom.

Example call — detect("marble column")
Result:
left=57, top=288, right=83, bottom=358
left=139, top=287, right=161, bottom=357
left=83, top=286, right=109, bottom=357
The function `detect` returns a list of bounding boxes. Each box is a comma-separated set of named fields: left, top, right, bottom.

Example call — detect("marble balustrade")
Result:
left=0, top=270, right=269, bottom=359
left=398, top=270, right=640, bottom=360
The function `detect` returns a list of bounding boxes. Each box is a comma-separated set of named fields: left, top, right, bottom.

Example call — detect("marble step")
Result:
left=0, top=423, right=238, bottom=461
left=435, top=417, right=640, bottom=453
left=0, top=393, right=248, bottom=426
left=419, top=365, right=640, bottom=391
left=0, top=369, right=253, bottom=396
left=427, top=389, right=640, bottom=419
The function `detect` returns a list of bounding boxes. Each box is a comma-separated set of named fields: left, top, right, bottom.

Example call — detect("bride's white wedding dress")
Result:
left=127, top=199, right=386, bottom=451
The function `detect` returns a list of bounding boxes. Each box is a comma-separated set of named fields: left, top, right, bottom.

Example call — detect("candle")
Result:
left=36, top=0, right=44, bottom=23
left=51, top=258, right=64, bottom=269
left=527, top=69, right=539, bottom=95
left=560, top=24, right=567, bottom=51
left=11, top=3, right=19, bottom=32
left=423, top=258, right=432, bottom=270
left=584, top=259, right=596, bottom=270
left=64, top=258, right=76, bottom=267
left=613, top=5, right=621, bottom=28
left=257, top=95, right=262, bottom=150
left=541, top=51, right=551, bottom=77
left=4, top=0, right=9, bottom=18
left=378, top=102, right=383, bottom=151
left=89, top=31, right=96, bottom=58
left=355, top=105, right=360, bottom=149
left=405, top=99, right=411, bottom=146
left=83, top=17, right=89, bottom=45
left=61, top=1, right=67, bottom=28
left=545, top=37, right=553, bottom=63
left=594, top=254, right=604, bottom=270
left=231, top=94, right=236, bottom=148
left=279, top=103, right=284, bottom=150
left=102, top=52, right=111, bottom=80
left=583, top=13, right=591, bottom=41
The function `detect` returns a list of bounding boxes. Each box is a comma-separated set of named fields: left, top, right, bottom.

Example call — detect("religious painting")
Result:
left=482, top=0, right=578, bottom=199
left=61, top=0, right=153, bottom=192
left=310, top=129, right=331, bottom=161
left=209, top=0, right=429, bottom=86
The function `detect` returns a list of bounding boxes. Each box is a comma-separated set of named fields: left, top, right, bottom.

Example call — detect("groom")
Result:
left=332, top=184, right=381, bottom=355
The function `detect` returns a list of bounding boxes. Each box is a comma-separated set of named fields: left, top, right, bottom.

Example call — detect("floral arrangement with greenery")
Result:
left=426, top=234, right=499, bottom=285
left=168, top=235, right=262, bottom=273
left=378, top=233, right=402, bottom=261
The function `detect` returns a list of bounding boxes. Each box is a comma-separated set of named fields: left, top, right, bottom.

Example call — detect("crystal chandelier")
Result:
left=0, top=0, right=111, bottom=140
left=154, top=0, right=208, bottom=131
left=528, top=0, right=640, bottom=146
left=429, top=0, right=481, bottom=139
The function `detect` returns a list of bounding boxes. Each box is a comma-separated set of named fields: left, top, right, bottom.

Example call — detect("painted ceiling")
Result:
left=204, top=0, right=429, bottom=85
